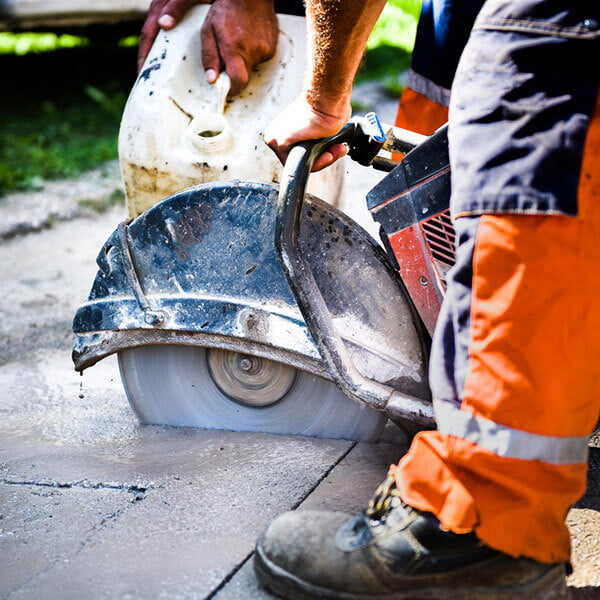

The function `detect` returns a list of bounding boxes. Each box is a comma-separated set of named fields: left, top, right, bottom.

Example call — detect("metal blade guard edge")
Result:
left=72, top=179, right=431, bottom=440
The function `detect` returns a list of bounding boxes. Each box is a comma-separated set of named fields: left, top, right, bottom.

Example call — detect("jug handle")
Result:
left=215, top=72, right=231, bottom=115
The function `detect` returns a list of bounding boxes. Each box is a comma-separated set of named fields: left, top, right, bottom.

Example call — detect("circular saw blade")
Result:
left=118, top=345, right=387, bottom=442
left=206, top=348, right=297, bottom=408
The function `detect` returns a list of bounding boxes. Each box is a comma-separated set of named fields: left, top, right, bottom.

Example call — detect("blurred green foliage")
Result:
left=0, top=30, right=134, bottom=196
left=0, top=87, right=128, bottom=194
left=119, top=35, right=140, bottom=48
left=358, top=0, right=421, bottom=95
left=368, top=0, right=421, bottom=52
left=0, top=32, right=89, bottom=54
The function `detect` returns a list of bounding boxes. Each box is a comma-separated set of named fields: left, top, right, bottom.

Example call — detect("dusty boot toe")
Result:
left=255, top=510, right=363, bottom=597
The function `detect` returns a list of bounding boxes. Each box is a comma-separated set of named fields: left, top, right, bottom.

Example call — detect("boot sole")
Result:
left=254, top=545, right=570, bottom=600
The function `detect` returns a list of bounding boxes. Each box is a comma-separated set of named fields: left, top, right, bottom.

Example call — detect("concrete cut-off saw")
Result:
left=72, top=115, right=453, bottom=443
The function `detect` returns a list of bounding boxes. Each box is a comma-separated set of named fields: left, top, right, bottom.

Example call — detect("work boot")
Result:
left=254, top=474, right=570, bottom=599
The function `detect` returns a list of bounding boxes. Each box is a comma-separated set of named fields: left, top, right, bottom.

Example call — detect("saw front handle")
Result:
left=275, top=118, right=435, bottom=431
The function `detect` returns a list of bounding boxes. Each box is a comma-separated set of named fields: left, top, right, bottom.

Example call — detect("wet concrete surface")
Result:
left=1, top=132, right=599, bottom=598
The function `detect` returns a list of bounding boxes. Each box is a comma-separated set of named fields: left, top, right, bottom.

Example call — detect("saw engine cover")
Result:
left=72, top=181, right=429, bottom=441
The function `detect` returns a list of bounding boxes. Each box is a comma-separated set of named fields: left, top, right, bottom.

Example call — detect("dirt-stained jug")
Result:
left=119, top=4, right=344, bottom=218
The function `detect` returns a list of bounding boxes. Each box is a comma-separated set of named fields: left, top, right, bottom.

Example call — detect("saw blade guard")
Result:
left=72, top=181, right=429, bottom=438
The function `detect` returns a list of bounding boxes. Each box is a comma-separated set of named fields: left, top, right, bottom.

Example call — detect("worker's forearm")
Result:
left=304, top=0, right=387, bottom=118
left=262, top=0, right=386, bottom=169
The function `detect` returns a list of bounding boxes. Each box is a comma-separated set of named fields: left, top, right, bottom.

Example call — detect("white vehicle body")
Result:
left=0, top=0, right=150, bottom=29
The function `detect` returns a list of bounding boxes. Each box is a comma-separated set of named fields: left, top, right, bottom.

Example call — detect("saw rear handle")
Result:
left=275, top=116, right=435, bottom=431
left=350, top=113, right=428, bottom=168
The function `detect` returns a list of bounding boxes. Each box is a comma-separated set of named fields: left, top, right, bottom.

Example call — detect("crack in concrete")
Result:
left=3, top=476, right=150, bottom=600
left=1, top=477, right=151, bottom=494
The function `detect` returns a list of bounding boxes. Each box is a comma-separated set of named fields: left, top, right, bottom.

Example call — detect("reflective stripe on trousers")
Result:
left=434, top=399, right=590, bottom=466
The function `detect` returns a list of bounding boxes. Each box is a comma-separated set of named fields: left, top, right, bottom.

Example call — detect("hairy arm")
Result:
left=264, top=0, right=387, bottom=170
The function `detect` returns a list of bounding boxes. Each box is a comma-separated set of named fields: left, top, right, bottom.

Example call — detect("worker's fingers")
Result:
left=200, top=22, right=222, bottom=83
left=200, top=0, right=278, bottom=95
left=311, top=144, right=348, bottom=172
left=263, top=97, right=351, bottom=171
left=223, top=54, right=250, bottom=97
left=138, top=0, right=168, bottom=70
left=157, top=0, right=201, bottom=29
left=200, top=23, right=253, bottom=94
left=266, top=142, right=347, bottom=173
left=138, top=0, right=208, bottom=71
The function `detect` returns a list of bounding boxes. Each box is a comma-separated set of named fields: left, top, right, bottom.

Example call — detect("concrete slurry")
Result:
left=0, top=151, right=598, bottom=599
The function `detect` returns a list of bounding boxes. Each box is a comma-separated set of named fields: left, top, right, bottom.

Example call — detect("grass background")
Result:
left=0, top=0, right=421, bottom=196
left=0, top=37, right=136, bottom=195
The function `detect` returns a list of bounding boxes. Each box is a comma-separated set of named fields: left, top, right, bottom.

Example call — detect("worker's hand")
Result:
left=138, top=0, right=207, bottom=72
left=138, top=0, right=279, bottom=97
left=263, top=97, right=351, bottom=171
left=201, top=0, right=278, bottom=96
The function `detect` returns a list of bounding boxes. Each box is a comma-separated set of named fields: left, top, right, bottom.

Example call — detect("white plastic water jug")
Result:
left=119, top=4, right=344, bottom=218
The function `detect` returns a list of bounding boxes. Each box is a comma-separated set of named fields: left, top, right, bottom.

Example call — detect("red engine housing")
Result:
left=367, top=126, right=455, bottom=335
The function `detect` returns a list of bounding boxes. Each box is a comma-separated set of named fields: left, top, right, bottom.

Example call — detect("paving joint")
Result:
left=205, top=442, right=358, bottom=600
left=291, top=442, right=357, bottom=511
left=206, top=552, right=254, bottom=600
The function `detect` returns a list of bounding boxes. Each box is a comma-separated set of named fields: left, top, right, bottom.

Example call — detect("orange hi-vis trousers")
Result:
left=392, top=37, right=600, bottom=562
left=395, top=86, right=448, bottom=136
left=395, top=98, right=600, bottom=562
left=393, top=0, right=600, bottom=563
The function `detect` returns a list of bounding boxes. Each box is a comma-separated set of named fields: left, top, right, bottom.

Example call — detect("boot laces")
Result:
left=364, top=474, right=403, bottom=521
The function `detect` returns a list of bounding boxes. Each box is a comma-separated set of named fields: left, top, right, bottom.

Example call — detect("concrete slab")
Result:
left=0, top=484, right=139, bottom=598
left=0, top=205, right=127, bottom=366
left=3, top=436, right=350, bottom=600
